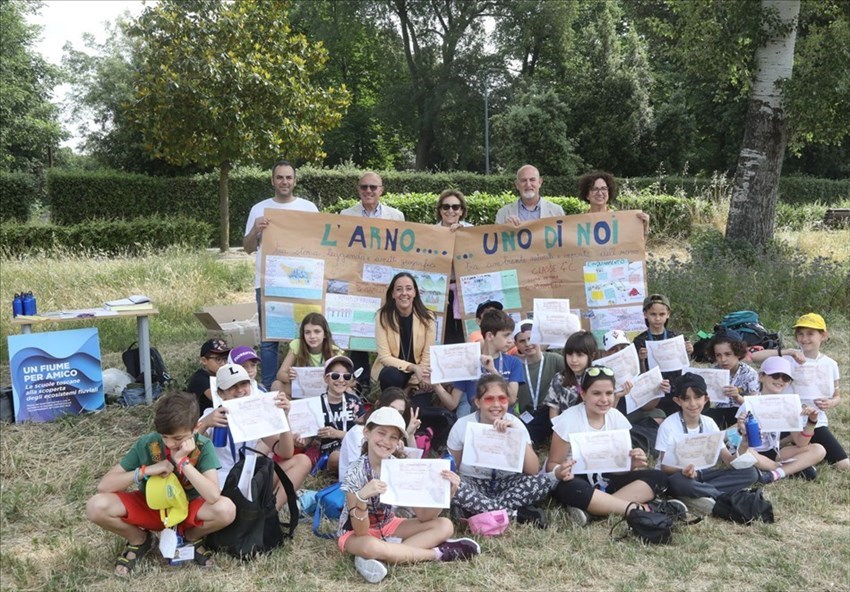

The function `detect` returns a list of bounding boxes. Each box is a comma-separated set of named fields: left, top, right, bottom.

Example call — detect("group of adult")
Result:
left=243, top=160, right=649, bottom=393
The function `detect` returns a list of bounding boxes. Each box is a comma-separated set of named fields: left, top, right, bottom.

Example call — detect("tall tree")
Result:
left=128, top=0, right=349, bottom=250
left=0, top=0, right=64, bottom=172
left=726, top=0, right=801, bottom=245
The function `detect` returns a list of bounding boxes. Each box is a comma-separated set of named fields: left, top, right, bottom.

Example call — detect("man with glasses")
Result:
left=496, top=164, right=564, bottom=226
left=340, top=172, right=404, bottom=394
left=244, top=160, right=319, bottom=387
left=339, top=171, right=405, bottom=220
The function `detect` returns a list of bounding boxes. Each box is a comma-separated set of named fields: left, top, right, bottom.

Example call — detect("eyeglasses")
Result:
left=326, top=372, right=353, bottom=381
left=768, top=373, right=792, bottom=382
left=590, top=186, right=609, bottom=193
left=480, top=394, right=509, bottom=404
left=206, top=355, right=227, bottom=364
left=440, top=203, right=463, bottom=211
left=585, top=366, right=615, bottom=378
left=358, top=184, right=381, bottom=191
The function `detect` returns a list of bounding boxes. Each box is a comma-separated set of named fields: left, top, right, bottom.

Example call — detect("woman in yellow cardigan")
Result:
left=372, top=272, right=437, bottom=391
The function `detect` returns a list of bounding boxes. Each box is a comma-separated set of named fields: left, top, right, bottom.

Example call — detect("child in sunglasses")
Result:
left=547, top=366, right=683, bottom=526
left=735, top=356, right=824, bottom=483
left=312, top=356, right=365, bottom=476
left=447, top=375, right=553, bottom=529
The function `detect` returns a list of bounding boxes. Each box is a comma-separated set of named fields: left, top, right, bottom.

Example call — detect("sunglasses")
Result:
left=585, top=366, right=615, bottom=378
left=768, top=373, right=792, bottom=382
left=480, top=394, right=509, bottom=405
left=440, top=203, right=463, bottom=211
left=326, top=372, right=353, bottom=381
left=358, top=184, right=381, bottom=191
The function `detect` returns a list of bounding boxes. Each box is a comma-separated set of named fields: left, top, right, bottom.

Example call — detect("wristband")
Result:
left=176, top=458, right=190, bottom=476
left=354, top=490, right=369, bottom=504
left=350, top=507, right=369, bottom=521
left=140, top=465, right=147, bottom=480
left=133, top=467, right=141, bottom=485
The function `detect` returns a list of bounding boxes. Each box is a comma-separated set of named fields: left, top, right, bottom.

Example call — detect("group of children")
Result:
left=87, top=294, right=844, bottom=583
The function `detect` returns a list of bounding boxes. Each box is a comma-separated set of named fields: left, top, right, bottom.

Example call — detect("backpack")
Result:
left=312, top=482, right=346, bottom=539
left=717, top=311, right=783, bottom=351
left=711, top=488, right=775, bottom=525
left=122, top=342, right=171, bottom=385
left=206, top=446, right=298, bottom=558
left=612, top=503, right=674, bottom=544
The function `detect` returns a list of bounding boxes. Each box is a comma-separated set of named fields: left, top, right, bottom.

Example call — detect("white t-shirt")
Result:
left=551, top=403, right=632, bottom=442
left=446, top=412, right=532, bottom=480
left=200, top=407, right=259, bottom=488
left=244, top=197, right=319, bottom=288
left=656, top=412, right=722, bottom=466
left=781, top=353, right=839, bottom=428
left=338, top=424, right=365, bottom=482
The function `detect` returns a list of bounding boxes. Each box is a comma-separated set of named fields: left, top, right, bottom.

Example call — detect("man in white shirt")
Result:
left=495, top=164, right=565, bottom=226
left=339, top=171, right=405, bottom=220
left=244, top=160, right=319, bottom=387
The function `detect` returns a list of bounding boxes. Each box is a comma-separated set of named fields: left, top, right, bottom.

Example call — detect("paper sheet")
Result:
left=530, top=298, right=581, bottom=347
left=380, top=459, right=451, bottom=508
left=685, top=368, right=731, bottom=403
left=745, top=394, right=803, bottom=432
left=221, top=391, right=290, bottom=443
left=594, top=343, right=640, bottom=391
left=625, top=366, right=664, bottom=413
left=663, top=431, right=724, bottom=470
left=569, top=429, right=632, bottom=474
left=646, top=335, right=690, bottom=372
left=291, top=367, right=326, bottom=398
left=236, top=452, right=257, bottom=502
left=430, top=342, right=481, bottom=383
left=461, top=422, right=525, bottom=473
left=287, top=397, right=324, bottom=438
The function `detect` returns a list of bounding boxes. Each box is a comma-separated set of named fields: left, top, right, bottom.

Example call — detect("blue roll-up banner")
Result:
left=7, top=328, right=105, bottom=422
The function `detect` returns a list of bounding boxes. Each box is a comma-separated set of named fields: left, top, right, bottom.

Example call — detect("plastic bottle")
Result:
left=442, top=450, right=457, bottom=472
left=22, top=292, right=36, bottom=316
left=12, top=293, right=23, bottom=317
left=745, top=414, right=763, bottom=447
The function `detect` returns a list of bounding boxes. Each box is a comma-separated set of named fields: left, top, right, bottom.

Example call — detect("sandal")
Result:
left=190, top=537, right=215, bottom=568
left=114, top=532, right=153, bottom=577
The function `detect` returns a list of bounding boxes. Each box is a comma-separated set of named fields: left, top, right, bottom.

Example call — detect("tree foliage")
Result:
left=127, top=0, right=349, bottom=249
left=0, top=0, right=64, bottom=172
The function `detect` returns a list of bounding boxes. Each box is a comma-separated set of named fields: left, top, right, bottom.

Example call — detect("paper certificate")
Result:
left=461, top=422, right=526, bottom=473
left=430, top=342, right=481, bottom=383
left=625, top=366, right=664, bottom=413
left=403, top=446, right=424, bottom=459
left=664, top=431, right=725, bottom=470
left=594, top=344, right=640, bottom=390
left=530, top=299, right=581, bottom=347
left=746, top=394, right=803, bottom=432
left=221, top=391, right=290, bottom=443
left=686, top=368, right=731, bottom=403
left=790, top=363, right=833, bottom=399
left=291, top=367, right=326, bottom=399
left=287, top=397, right=324, bottom=438
left=380, top=459, right=451, bottom=508
left=570, top=429, right=632, bottom=474
left=646, top=335, right=690, bottom=372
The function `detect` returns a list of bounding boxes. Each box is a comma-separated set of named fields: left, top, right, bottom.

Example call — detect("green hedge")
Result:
left=0, top=172, right=41, bottom=222
left=0, top=216, right=212, bottom=256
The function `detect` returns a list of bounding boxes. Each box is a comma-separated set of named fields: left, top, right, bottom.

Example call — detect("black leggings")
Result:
left=812, top=426, right=848, bottom=465
left=551, top=470, right=668, bottom=511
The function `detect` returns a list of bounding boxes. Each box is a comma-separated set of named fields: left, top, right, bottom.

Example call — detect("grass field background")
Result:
left=2, top=212, right=849, bottom=591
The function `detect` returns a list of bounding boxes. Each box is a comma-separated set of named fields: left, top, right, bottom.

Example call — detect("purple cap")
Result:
left=229, top=346, right=259, bottom=365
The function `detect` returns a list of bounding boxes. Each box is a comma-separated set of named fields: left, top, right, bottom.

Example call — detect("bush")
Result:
left=649, top=227, right=850, bottom=334
left=0, top=216, right=212, bottom=256
left=778, top=175, right=850, bottom=205
left=0, top=172, right=41, bottom=222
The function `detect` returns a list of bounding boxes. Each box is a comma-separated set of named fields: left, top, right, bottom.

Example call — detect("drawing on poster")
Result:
left=325, top=293, right=380, bottom=351
left=265, top=256, right=324, bottom=300
left=583, top=259, right=645, bottom=307
left=589, top=305, right=645, bottom=335
left=265, top=301, right=322, bottom=341
left=459, top=270, right=522, bottom=316
left=361, top=265, right=447, bottom=312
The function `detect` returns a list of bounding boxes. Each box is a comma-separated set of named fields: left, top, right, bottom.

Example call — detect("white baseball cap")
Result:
left=365, top=407, right=406, bottom=435
left=216, top=364, right=251, bottom=391
left=602, top=330, right=630, bottom=351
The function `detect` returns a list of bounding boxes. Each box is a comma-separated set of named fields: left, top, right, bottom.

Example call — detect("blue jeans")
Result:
left=256, top=288, right=279, bottom=388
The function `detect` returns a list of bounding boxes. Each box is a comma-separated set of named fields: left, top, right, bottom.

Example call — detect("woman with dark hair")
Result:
left=372, top=272, right=437, bottom=391
left=578, top=170, right=650, bottom=236
left=435, top=189, right=473, bottom=344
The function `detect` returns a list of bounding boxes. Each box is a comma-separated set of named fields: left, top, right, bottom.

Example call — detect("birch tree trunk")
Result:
left=726, top=0, right=800, bottom=246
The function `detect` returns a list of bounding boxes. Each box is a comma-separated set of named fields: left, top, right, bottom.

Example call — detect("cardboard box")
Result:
left=194, top=303, right=260, bottom=349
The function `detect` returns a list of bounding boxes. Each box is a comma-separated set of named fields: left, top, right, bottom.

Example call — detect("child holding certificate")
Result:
left=656, top=373, right=758, bottom=516
left=735, top=357, right=825, bottom=483
left=543, top=330, right=598, bottom=419
left=338, top=407, right=479, bottom=584
left=703, top=330, right=760, bottom=429
left=315, top=356, right=365, bottom=475
left=271, top=313, right=343, bottom=396
left=547, top=367, right=684, bottom=526
left=447, top=375, right=553, bottom=529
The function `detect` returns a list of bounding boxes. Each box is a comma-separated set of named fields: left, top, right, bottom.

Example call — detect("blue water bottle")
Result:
left=745, top=414, right=763, bottom=447
left=442, top=450, right=457, bottom=472
left=22, top=292, right=36, bottom=315
left=12, top=293, right=23, bottom=317
left=212, top=426, right=229, bottom=447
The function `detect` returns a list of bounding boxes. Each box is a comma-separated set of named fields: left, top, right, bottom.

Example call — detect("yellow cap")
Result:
left=793, top=313, right=827, bottom=331
left=145, top=473, right=190, bottom=527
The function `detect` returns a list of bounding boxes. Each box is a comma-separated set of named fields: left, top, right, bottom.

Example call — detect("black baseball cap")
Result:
left=476, top=300, right=504, bottom=319
left=674, top=372, right=707, bottom=397
left=201, top=338, right=230, bottom=357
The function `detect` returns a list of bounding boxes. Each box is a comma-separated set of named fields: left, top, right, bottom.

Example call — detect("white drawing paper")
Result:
left=430, top=342, right=481, bottom=383
left=569, top=429, right=632, bottom=474
left=380, top=459, right=451, bottom=508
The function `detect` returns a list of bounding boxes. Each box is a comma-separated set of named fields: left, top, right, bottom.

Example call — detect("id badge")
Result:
left=520, top=411, right=535, bottom=424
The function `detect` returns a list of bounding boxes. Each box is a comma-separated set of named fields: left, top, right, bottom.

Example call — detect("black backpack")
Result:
left=122, top=342, right=171, bottom=385
left=612, top=503, right=674, bottom=544
left=712, top=488, right=775, bottom=525
left=206, top=446, right=298, bottom=558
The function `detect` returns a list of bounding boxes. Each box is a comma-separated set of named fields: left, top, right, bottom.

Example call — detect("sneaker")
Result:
left=354, top=556, right=388, bottom=584
left=516, top=505, right=548, bottom=529
left=757, top=469, right=777, bottom=484
left=437, top=538, right=481, bottom=562
left=792, top=466, right=818, bottom=481
left=648, top=498, right=688, bottom=521
left=565, top=506, right=589, bottom=527
left=680, top=496, right=716, bottom=516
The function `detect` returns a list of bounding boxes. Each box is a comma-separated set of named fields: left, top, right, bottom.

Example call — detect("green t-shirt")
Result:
left=515, top=352, right=566, bottom=414
left=289, top=338, right=343, bottom=367
left=119, top=432, right=220, bottom=500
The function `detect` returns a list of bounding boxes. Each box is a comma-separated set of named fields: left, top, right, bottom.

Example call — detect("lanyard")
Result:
left=649, top=329, right=669, bottom=341
left=523, top=357, right=545, bottom=409
left=487, top=353, right=504, bottom=376
left=679, top=412, right=704, bottom=434
left=363, top=455, right=389, bottom=536
left=322, top=393, right=349, bottom=433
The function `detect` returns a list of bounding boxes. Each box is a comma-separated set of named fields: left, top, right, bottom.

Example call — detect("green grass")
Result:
left=1, top=225, right=849, bottom=591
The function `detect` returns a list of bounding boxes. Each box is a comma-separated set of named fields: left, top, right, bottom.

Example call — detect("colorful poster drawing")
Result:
left=459, top=270, right=522, bottom=316
left=264, top=256, right=324, bottom=300
left=584, top=259, right=645, bottom=307
left=264, top=301, right=322, bottom=341
left=325, top=293, right=380, bottom=352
